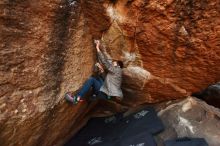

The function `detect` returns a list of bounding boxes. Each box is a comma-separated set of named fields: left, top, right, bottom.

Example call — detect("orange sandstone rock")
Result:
left=0, top=0, right=220, bottom=146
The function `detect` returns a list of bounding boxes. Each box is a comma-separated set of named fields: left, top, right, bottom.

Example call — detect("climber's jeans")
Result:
left=77, top=76, right=104, bottom=98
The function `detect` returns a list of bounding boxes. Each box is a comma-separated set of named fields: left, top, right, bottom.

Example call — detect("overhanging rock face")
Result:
left=97, top=0, right=220, bottom=103
left=0, top=0, right=220, bottom=146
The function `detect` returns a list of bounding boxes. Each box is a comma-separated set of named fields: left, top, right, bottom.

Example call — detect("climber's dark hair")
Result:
left=116, top=60, right=123, bottom=68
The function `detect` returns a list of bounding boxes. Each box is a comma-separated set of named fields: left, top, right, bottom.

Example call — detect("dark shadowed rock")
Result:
left=193, top=82, right=220, bottom=108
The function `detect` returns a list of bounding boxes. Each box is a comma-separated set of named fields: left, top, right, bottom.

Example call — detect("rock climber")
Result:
left=65, top=40, right=124, bottom=104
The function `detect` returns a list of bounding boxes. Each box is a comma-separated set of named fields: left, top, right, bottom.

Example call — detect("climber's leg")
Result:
left=77, top=76, right=103, bottom=98
left=93, top=76, right=104, bottom=95
left=65, top=76, right=103, bottom=104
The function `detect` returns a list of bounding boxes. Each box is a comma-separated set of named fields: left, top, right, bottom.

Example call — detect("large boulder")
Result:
left=0, top=0, right=220, bottom=146
left=97, top=0, right=220, bottom=102
left=157, top=97, right=220, bottom=146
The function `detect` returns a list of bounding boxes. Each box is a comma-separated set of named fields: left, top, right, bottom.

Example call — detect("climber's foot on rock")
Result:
left=65, top=93, right=78, bottom=104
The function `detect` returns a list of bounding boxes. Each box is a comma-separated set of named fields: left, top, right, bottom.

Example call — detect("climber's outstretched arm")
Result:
left=95, top=40, right=117, bottom=73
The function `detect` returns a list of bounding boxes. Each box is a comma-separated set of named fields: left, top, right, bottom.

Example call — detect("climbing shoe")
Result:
left=64, top=93, right=78, bottom=104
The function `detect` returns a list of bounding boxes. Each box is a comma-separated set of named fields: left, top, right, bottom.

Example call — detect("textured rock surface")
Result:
left=0, top=0, right=97, bottom=146
left=156, top=97, right=220, bottom=146
left=98, top=0, right=220, bottom=102
left=0, top=0, right=220, bottom=146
